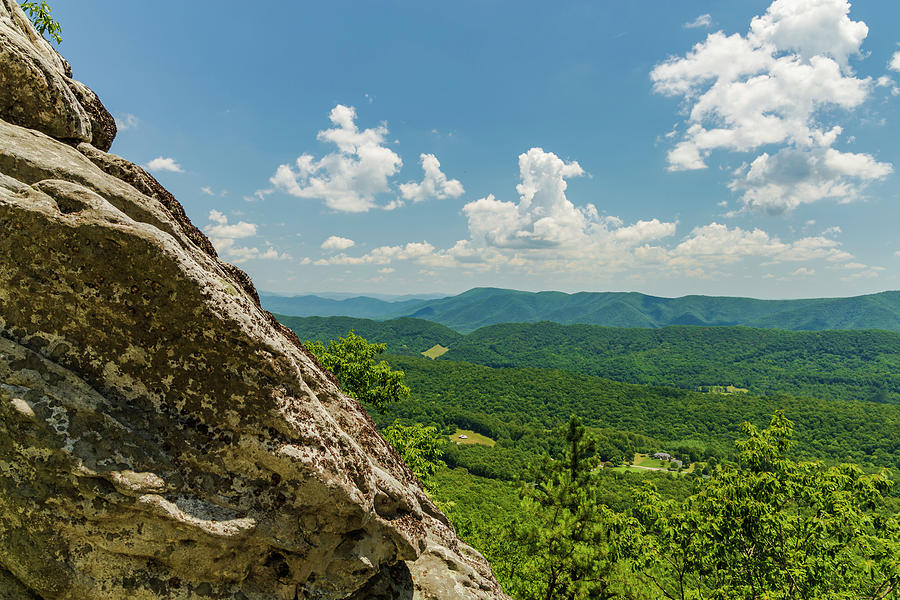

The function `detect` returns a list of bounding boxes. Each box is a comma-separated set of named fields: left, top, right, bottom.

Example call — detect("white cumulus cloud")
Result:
left=398, top=154, right=465, bottom=203
left=729, top=147, right=892, bottom=213
left=269, top=105, right=402, bottom=212
left=315, top=241, right=435, bottom=266
left=204, top=210, right=289, bottom=263
left=889, top=51, right=900, bottom=72
left=303, top=147, right=874, bottom=281
left=653, top=0, right=891, bottom=213
left=464, top=148, right=591, bottom=249
left=146, top=157, right=183, bottom=173
left=206, top=209, right=257, bottom=239
left=321, top=236, right=356, bottom=251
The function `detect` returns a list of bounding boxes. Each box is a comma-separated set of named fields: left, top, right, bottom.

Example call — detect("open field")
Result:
left=422, top=344, right=450, bottom=359
left=698, top=385, right=749, bottom=394
left=612, top=454, right=696, bottom=475
left=633, top=454, right=670, bottom=469
left=450, top=429, right=496, bottom=446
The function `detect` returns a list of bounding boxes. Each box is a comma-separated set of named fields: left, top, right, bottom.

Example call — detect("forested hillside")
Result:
left=278, top=315, right=461, bottom=352
left=263, top=287, right=900, bottom=332
left=279, top=315, right=900, bottom=403
left=382, top=355, right=900, bottom=470
left=280, top=314, right=900, bottom=598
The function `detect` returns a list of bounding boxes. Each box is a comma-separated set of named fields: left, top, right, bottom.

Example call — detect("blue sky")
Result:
left=52, top=0, right=900, bottom=298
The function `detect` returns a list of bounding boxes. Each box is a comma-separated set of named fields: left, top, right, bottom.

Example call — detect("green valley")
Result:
left=280, top=315, right=900, bottom=404
left=283, top=310, right=900, bottom=599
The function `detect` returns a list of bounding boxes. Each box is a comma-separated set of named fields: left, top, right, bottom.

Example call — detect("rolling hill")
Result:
left=262, top=288, right=900, bottom=332
left=278, top=315, right=900, bottom=404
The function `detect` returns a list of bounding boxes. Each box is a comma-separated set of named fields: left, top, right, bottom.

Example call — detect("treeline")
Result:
left=276, top=314, right=460, bottom=355
left=282, top=315, right=900, bottom=404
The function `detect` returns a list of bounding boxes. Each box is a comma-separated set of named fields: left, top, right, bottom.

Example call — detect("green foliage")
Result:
left=281, top=315, right=900, bottom=598
left=449, top=322, right=900, bottom=404
left=385, top=355, right=900, bottom=469
left=303, top=331, right=409, bottom=412
left=429, top=416, right=900, bottom=599
left=431, top=464, right=698, bottom=598
left=283, top=317, right=900, bottom=404
left=614, top=412, right=900, bottom=600
left=429, top=467, right=532, bottom=589
left=511, top=417, right=618, bottom=600
left=20, top=1, right=61, bottom=44
left=381, top=422, right=445, bottom=484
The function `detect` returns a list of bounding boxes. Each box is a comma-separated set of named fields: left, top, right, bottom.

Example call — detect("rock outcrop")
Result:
left=0, top=4, right=509, bottom=599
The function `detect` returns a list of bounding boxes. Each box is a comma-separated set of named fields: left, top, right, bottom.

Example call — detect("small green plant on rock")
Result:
left=20, top=1, right=61, bottom=44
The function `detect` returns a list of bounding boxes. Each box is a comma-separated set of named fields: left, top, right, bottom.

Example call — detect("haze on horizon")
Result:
left=54, top=0, right=900, bottom=298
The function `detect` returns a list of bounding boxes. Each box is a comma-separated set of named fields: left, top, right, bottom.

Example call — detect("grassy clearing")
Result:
left=422, top=344, right=450, bottom=359
left=620, top=453, right=695, bottom=475
left=450, top=428, right=496, bottom=447
left=697, top=385, right=749, bottom=394
left=610, top=465, right=651, bottom=474
left=633, top=454, right=670, bottom=469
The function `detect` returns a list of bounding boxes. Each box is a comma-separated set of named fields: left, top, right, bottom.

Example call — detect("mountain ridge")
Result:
left=261, top=287, right=900, bottom=332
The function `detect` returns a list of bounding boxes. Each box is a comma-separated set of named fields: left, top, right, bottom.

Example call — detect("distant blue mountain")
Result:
left=258, top=294, right=433, bottom=320
left=260, top=287, right=900, bottom=332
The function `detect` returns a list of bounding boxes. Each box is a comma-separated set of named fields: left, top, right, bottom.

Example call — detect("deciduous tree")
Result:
left=304, top=331, right=409, bottom=412
left=615, top=412, right=900, bottom=600
left=382, top=422, right=445, bottom=485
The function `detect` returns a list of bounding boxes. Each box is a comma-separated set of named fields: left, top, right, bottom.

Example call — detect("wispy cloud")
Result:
left=684, top=14, right=711, bottom=29
left=115, top=113, right=139, bottom=131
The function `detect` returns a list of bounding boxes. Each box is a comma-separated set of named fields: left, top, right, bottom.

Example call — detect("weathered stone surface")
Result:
left=67, top=80, right=117, bottom=152
left=76, top=142, right=220, bottom=261
left=0, top=18, right=508, bottom=599
left=0, top=565, right=40, bottom=600
left=0, top=0, right=115, bottom=150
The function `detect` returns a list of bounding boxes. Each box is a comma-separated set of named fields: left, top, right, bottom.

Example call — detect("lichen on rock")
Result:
left=0, top=2, right=508, bottom=598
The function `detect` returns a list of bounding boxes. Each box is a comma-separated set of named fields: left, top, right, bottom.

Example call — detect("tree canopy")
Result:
left=615, top=412, right=900, bottom=599
left=304, top=331, right=409, bottom=412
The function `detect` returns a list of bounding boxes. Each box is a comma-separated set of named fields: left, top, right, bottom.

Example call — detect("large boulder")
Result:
left=0, top=0, right=115, bottom=150
left=0, top=8, right=508, bottom=600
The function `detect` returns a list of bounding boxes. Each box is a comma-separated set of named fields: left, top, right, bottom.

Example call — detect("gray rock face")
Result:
left=0, top=0, right=115, bottom=150
left=0, top=4, right=508, bottom=599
